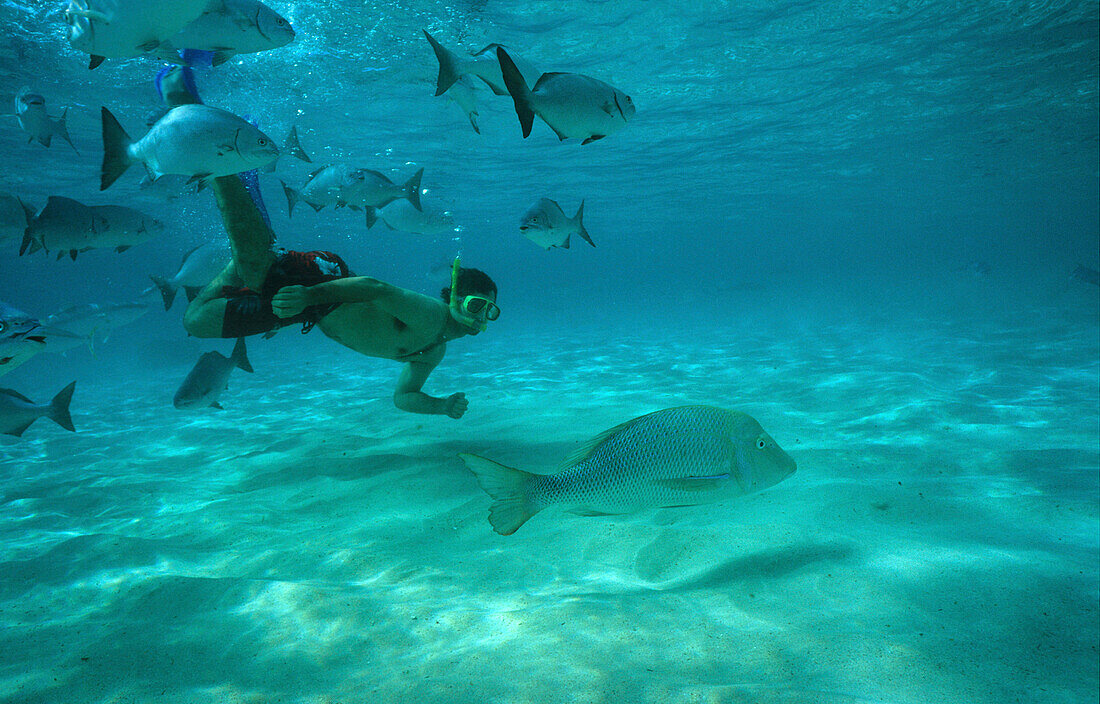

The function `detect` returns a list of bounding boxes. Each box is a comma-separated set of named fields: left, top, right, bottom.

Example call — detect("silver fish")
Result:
left=21, top=197, right=163, bottom=259
left=13, top=88, right=76, bottom=152
left=0, top=193, right=34, bottom=246
left=65, top=0, right=211, bottom=69
left=174, top=337, right=253, bottom=409
left=167, top=0, right=295, bottom=66
left=0, top=382, right=76, bottom=437
left=520, top=198, right=594, bottom=250
left=150, top=241, right=230, bottom=310
left=497, top=47, right=635, bottom=144
left=379, top=199, right=456, bottom=236
left=461, top=406, right=796, bottom=535
left=283, top=165, right=423, bottom=224
left=101, top=104, right=280, bottom=190
left=43, top=300, right=151, bottom=354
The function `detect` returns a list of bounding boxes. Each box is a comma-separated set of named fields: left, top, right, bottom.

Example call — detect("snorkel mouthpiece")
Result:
left=448, top=256, right=487, bottom=333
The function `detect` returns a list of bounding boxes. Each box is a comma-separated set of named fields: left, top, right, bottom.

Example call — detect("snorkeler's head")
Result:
left=442, top=259, right=499, bottom=333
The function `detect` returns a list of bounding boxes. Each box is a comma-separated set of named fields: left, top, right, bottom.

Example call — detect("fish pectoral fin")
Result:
left=654, top=475, right=729, bottom=492
left=581, top=135, right=606, bottom=145
left=211, top=402, right=225, bottom=410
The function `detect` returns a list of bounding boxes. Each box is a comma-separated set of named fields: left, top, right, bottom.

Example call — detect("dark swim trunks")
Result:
left=221, top=249, right=353, bottom=337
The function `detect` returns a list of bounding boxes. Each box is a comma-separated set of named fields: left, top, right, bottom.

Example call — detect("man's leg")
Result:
left=211, top=175, right=277, bottom=290
left=182, top=262, right=238, bottom=337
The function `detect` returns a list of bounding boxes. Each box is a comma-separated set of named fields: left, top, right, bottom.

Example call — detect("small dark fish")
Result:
left=174, top=337, right=253, bottom=409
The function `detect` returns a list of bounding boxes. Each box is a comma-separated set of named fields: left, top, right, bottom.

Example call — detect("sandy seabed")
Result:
left=0, top=296, right=1097, bottom=704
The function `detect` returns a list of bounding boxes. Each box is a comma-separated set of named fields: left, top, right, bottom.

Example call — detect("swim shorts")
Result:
left=220, top=249, right=352, bottom=337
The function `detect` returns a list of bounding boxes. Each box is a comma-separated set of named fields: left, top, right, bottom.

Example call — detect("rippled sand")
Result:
left=1, top=299, right=1097, bottom=704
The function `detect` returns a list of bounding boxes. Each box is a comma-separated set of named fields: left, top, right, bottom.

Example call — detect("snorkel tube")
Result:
left=449, top=256, right=487, bottom=333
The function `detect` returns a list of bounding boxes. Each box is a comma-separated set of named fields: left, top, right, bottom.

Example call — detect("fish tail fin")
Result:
left=575, top=199, right=595, bottom=247
left=19, top=230, right=41, bottom=256
left=17, top=197, right=35, bottom=225
left=285, top=125, right=311, bottom=163
left=459, top=453, right=540, bottom=535
left=48, top=381, right=77, bottom=432
left=496, top=47, right=535, bottom=138
left=404, top=168, right=423, bottom=211
left=149, top=274, right=177, bottom=310
left=231, top=337, right=253, bottom=373
left=281, top=180, right=299, bottom=217
left=364, top=206, right=378, bottom=229
left=100, top=107, right=133, bottom=190
left=56, top=107, right=78, bottom=154
left=423, top=30, right=463, bottom=96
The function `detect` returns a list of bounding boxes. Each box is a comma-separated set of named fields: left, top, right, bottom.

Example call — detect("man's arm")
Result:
left=272, top=277, right=441, bottom=326
left=393, top=351, right=469, bottom=419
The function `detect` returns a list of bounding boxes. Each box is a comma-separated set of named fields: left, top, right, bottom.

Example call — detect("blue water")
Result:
left=0, top=1, right=1097, bottom=702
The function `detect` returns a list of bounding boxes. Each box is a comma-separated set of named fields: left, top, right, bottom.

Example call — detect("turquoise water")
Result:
left=1, top=1, right=1098, bottom=702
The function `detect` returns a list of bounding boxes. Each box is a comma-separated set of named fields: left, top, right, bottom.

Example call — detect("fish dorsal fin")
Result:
left=532, top=72, right=567, bottom=91
left=360, top=168, right=392, bottom=183
left=471, top=43, right=503, bottom=57
left=306, top=166, right=329, bottom=182
left=555, top=414, right=652, bottom=471
left=0, top=388, right=35, bottom=404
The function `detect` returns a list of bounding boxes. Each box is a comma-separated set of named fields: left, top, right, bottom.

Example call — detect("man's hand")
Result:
left=272, top=285, right=313, bottom=318
left=443, top=392, right=468, bottom=419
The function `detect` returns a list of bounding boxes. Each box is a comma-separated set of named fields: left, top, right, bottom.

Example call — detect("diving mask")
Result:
left=449, top=257, right=500, bottom=332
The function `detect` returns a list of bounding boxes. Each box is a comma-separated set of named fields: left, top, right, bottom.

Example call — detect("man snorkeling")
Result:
left=181, top=175, right=499, bottom=419
left=155, top=60, right=499, bottom=418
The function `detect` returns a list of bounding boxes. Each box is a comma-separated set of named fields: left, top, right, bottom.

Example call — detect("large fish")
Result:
left=20, top=197, right=164, bottom=259
left=13, top=88, right=76, bottom=152
left=42, top=300, right=152, bottom=354
left=173, top=337, right=253, bottom=409
left=100, top=104, right=280, bottom=190
left=460, top=406, right=796, bottom=535
left=65, top=0, right=213, bottom=69
left=378, top=199, right=456, bottom=236
left=422, top=30, right=539, bottom=97
left=520, top=197, right=594, bottom=250
left=166, top=0, right=295, bottom=65
left=0, top=382, right=76, bottom=437
left=0, top=193, right=34, bottom=247
left=150, top=241, right=230, bottom=310
left=496, top=47, right=635, bottom=144
left=282, top=165, right=423, bottom=224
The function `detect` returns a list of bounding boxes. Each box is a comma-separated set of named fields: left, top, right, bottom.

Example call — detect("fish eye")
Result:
left=0, top=322, right=5, bottom=333
left=756, top=437, right=767, bottom=450
left=277, top=18, right=286, bottom=26
left=258, top=137, right=268, bottom=146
